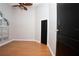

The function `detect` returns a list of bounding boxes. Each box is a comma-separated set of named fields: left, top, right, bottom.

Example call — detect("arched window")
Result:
left=0, top=11, right=9, bottom=43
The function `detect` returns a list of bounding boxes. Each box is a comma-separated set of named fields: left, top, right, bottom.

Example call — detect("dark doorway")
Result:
left=41, top=20, right=47, bottom=45
left=56, top=3, right=79, bottom=56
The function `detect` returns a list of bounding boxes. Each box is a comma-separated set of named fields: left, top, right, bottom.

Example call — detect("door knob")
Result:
left=57, top=29, right=59, bottom=31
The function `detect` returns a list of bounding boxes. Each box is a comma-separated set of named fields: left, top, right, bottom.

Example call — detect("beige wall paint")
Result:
left=12, top=6, right=36, bottom=40
left=49, top=3, right=57, bottom=55
left=35, top=3, right=49, bottom=42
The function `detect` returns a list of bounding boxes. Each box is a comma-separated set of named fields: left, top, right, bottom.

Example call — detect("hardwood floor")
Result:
left=0, top=41, right=52, bottom=56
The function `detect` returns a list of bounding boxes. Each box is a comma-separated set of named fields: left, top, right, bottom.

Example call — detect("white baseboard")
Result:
left=13, top=39, right=34, bottom=41
left=47, top=43, right=54, bottom=56
left=34, top=40, right=40, bottom=43
left=13, top=39, right=40, bottom=43
left=0, top=39, right=40, bottom=47
left=0, top=39, right=13, bottom=47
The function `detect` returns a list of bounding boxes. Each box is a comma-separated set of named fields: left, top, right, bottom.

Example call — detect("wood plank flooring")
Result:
left=0, top=41, right=52, bottom=56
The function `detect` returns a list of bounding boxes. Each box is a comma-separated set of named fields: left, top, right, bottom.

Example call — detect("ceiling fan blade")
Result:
left=12, top=3, right=32, bottom=10
left=23, top=6, right=27, bottom=10
left=13, top=5, right=19, bottom=7
left=22, top=3, right=33, bottom=6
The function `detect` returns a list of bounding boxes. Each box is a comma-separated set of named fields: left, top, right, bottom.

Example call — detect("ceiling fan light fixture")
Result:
left=12, top=3, right=32, bottom=11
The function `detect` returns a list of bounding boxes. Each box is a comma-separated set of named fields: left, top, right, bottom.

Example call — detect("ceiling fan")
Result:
left=13, top=3, right=33, bottom=10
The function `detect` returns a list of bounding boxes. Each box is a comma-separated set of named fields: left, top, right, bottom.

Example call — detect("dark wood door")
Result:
left=41, top=20, right=47, bottom=45
left=56, top=3, right=79, bottom=56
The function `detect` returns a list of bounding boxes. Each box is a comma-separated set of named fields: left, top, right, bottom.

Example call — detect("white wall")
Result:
left=35, top=4, right=57, bottom=55
left=49, top=3, right=57, bottom=55
left=0, top=3, right=13, bottom=43
left=35, top=3, right=49, bottom=42
left=12, top=5, right=36, bottom=40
